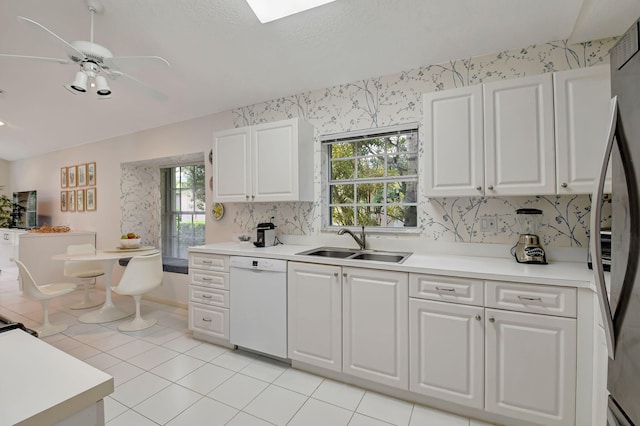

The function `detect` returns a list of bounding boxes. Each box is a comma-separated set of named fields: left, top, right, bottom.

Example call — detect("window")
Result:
left=161, top=164, right=206, bottom=259
left=323, top=125, right=418, bottom=229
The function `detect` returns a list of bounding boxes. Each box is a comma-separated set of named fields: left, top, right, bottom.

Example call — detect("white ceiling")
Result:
left=0, top=0, right=638, bottom=162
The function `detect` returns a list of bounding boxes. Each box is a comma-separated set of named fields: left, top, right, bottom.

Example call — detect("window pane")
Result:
left=356, top=205, right=384, bottom=226
left=357, top=156, right=385, bottom=178
left=331, top=184, right=354, bottom=204
left=387, top=154, right=418, bottom=176
left=386, top=134, right=418, bottom=153
left=387, top=205, right=417, bottom=227
left=357, top=139, right=385, bottom=156
left=330, top=206, right=355, bottom=226
left=331, top=159, right=355, bottom=181
left=330, top=142, right=355, bottom=159
left=356, top=183, right=384, bottom=204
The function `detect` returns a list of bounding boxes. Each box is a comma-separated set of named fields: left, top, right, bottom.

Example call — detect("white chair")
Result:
left=11, top=257, right=77, bottom=337
left=111, top=252, right=163, bottom=331
left=64, top=244, right=104, bottom=309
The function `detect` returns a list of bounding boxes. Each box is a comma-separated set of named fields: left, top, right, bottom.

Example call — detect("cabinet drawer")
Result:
left=410, top=274, right=483, bottom=306
left=189, top=287, right=229, bottom=308
left=189, top=302, right=229, bottom=340
left=485, top=281, right=576, bottom=318
left=189, top=253, right=229, bottom=272
left=189, top=270, right=229, bottom=290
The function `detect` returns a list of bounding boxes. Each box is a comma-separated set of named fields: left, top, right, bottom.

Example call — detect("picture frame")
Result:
left=76, top=189, right=85, bottom=212
left=68, top=189, right=76, bottom=212
left=87, top=162, right=96, bottom=186
left=77, top=164, right=87, bottom=187
left=61, top=167, right=68, bottom=188
left=60, top=191, right=68, bottom=212
left=68, top=165, right=77, bottom=187
left=86, top=187, right=96, bottom=211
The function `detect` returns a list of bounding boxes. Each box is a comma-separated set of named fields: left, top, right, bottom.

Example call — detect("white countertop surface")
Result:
left=0, top=329, right=114, bottom=426
left=189, top=242, right=596, bottom=290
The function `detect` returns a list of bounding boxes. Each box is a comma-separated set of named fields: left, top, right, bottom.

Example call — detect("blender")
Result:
left=512, top=208, right=547, bottom=264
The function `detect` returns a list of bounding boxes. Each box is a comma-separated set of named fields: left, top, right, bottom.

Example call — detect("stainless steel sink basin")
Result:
left=296, top=247, right=411, bottom=263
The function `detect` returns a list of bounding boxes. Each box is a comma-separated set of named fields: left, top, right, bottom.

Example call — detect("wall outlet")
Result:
left=480, top=215, right=498, bottom=233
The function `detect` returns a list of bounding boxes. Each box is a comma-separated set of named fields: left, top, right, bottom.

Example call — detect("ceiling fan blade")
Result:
left=107, top=70, right=168, bottom=101
left=104, top=56, right=170, bottom=70
left=0, top=53, right=69, bottom=64
left=17, top=16, right=87, bottom=61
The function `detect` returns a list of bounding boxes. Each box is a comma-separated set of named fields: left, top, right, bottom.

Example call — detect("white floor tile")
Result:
left=177, top=363, right=235, bottom=394
left=83, top=352, right=122, bottom=370
left=127, top=345, right=180, bottom=370
left=273, top=367, right=324, bottom=396
left=210, top=349, right=258, bottom=371
left=410, top=404, right=469, bottom=426
left=65, top=341, right=102, bottom=360
left=162, top=334, right=202, bottom=353
left=107, top=339, right=157, bottom=360
left=110, top=372, right=170, bottom=407
left=184, top=341, right=228, bottom=361
left=166, top=396, right=238, bottom=426
left=349, top=413, right=395, bottom=426
left=288, top=398, right=353, bottom=426
left=106, top=408, right=158, bottom=426
left=240, top=357, right=288, bottom=382
left=226, top=411, right=274, bottom=426
left=85, top=330, right=137, bottom=351
left=141, top=326, right=185, bottom=346
left=243, top=384, right=308, bottom=425
left=470, top=419, right=496, bottom=425
left=134, top=383, right=201, bottom=424
left=312, top=379, right=365, bottom=411
left=356, top=392, right=414, bottom=426
left=103, top=362, right=146, bottom=387
left=150, top=354, right=205, bottom=382
left=207, top=373, right=269, bottom=409
left=103, top=396, right=128, bottom=422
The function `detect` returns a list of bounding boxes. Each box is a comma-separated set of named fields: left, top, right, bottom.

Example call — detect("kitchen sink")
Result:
left=296, top=247, right=412, bottom=263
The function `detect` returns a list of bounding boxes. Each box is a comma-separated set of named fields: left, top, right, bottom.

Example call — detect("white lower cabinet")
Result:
left=485, top=308, right=576, bottom=426
left=287, top=262, right=342, bottom=372
left=409, top=298, right=484, bottom=409
left=287, top=262, right=409, bottom=389
left=188, top=252, right=231, bottom=344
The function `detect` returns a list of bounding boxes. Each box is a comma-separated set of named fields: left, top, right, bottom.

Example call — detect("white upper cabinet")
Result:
left=213, top=118, right=315, bottom=202
left=554, top=64, right=612, bottom=194
left=423, top=85, right=484, bottom=197
left=483, top=73, right=556, bottom=196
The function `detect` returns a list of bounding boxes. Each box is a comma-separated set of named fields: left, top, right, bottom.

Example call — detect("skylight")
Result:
left=246, top=0, right=337, bottom=23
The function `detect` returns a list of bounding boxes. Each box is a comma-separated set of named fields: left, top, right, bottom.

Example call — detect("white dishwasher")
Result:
left=229, top=256, right=288, bottom=358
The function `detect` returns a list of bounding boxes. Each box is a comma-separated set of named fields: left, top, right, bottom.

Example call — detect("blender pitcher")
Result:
left=512, top=208, right=547, bottom=264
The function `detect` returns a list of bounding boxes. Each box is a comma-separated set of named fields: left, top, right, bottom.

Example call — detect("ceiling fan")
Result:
left=0, top=0, right=170, bottom=100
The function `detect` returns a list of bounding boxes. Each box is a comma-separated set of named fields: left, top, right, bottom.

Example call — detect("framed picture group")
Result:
left=61, top=162, right=97, bottom=212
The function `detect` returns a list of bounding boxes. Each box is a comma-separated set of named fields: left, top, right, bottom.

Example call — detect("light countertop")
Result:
left=189, top=242, right=596, bottom=290
left=1, top=329, right=114, bottom=426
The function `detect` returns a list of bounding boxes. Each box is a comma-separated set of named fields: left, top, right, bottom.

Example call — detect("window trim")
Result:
left=322, top=124, right=419, bottom=230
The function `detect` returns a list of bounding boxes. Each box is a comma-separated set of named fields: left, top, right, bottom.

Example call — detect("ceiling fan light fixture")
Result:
left=95, top=75, right=111, bottom=96
left=69, top=71, right=88, bottom=92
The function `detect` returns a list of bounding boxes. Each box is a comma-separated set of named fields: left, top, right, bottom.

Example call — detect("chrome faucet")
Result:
left=338, top=225, right=366, bottom=250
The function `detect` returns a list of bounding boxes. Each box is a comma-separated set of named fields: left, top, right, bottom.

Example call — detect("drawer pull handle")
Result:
left=489, top=317, right=495, bottom=323
left=518, top=295, right=542, bottom=302
left=475, top=315, right=481, bottom=321
left=201, top=260, right=213, bottom=264
left=334, top=272, right=339, bottom=277
left=436, top=286, right=456, bottom=292
left=201, top=294, right=212, bottom=299
left=201, top=277, right=213, bottom=281
left=202, top=318, right=213, bottom=322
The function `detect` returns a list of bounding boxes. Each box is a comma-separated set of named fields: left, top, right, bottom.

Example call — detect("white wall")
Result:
left=0, top=158, right=9, bottom=196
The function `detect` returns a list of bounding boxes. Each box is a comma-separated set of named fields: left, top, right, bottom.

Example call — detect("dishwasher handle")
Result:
left=229, top=256, right=287, bottom=273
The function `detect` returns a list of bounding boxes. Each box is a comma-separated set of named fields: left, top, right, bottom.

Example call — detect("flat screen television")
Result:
left=12, top=190, right=37, bottom=229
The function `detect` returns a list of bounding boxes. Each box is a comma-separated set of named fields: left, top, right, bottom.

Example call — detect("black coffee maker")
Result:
left=254, top=222, right=276, bottom=247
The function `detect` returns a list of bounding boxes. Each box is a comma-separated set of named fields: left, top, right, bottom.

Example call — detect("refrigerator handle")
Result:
left=590, top=96, right=617, bottom=359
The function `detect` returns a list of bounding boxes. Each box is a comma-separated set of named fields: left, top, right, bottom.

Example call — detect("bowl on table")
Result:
left=119, top=238, right=141, bottom=249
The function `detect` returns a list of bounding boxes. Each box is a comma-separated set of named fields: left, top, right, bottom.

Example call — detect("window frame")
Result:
left=321, top=124, right=419, bottom=232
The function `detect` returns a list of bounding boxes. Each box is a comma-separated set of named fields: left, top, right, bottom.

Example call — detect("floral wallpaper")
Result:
left=219, top=37, right=615, bottom=248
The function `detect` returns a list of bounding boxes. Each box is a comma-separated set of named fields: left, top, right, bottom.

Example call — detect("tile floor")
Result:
left=0, top=268, right=495, bottom=426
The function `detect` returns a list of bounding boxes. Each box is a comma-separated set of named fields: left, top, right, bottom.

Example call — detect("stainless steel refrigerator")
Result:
left=591, top=17, right=640, bottom=426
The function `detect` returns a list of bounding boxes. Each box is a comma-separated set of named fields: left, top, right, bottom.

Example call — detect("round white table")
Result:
left=52, top=247, right=158, bottom=324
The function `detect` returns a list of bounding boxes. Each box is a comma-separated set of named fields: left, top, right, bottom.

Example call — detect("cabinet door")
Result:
left=484, top=74, right=556, bottom=195
left=287, top=262, right=342, bottom=372
left=252, top=119, right=299, bottom=202
left=0, top=230, right=15, bottom=269
left=409, top=298, right=484, bottom=409
left=343, top=267, right=408, bottom=389
left=423, top=85, right=485, bottom=197
left=554, top=64, right=612, bottom=194
left=485, top=308, right=576, bottom=426
left=213, top=127, right=251, bottom=202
